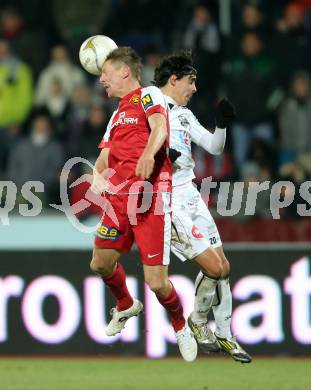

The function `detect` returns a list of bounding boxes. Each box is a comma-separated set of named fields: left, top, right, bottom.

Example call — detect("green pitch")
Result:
left=0, top=357, right=309, bottom=390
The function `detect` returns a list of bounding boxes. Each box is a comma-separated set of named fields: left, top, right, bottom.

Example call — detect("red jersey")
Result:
left=98, top=86, right=171, bottom=194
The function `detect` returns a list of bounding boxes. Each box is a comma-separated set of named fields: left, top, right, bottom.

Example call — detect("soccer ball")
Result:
left=79, top=35, right=118, bottom=76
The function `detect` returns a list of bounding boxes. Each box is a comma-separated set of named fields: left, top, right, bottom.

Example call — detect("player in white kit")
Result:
left=153, top=52, right=252, bottom=363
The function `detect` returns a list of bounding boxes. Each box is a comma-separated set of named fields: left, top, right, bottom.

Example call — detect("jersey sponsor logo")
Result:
left=183, top=130, right=190, bottom=145
left=178, top=115, right=190, bottom=128
left=178, top=130, right=190, bottom=147
left=192, top=225, right=204, bottom=239
left=111, top=111, right=138, bottom=128
left=96, top=224, right=120, bottom=240
left=130, top=94, right=140, bottom=105
left=141, top=94, right=154, bottom=110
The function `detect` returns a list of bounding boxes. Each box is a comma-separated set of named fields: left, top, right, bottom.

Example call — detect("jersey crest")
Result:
left=178, top=115, right=190, bottom=128
left=130, top=94, right=140, bottom=105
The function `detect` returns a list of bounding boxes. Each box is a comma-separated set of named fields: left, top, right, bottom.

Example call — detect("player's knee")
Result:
left=222, top=259, right=230, bottom=277
left=145, top=277, right=167, bottom=294
left=198, top=251, right=223, bottom=278
left=90, top=254, right=114, bottom=277
left=90, top=257, right=102, bottom=274
left=203, top=253, right=223, bottom=278
left=208, top=260, right=223, bottom=278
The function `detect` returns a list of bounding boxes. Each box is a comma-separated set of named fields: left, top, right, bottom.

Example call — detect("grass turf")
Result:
left=0, top=357, right=309, bottom=390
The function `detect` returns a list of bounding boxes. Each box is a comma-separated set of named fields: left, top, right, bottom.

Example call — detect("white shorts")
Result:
left=171, top=181, right=222, bottom=262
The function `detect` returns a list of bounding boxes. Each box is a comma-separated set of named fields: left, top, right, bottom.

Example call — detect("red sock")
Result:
left=103, top=263, right=133, bottom=311
left=156, top=284, right=185, bottom=332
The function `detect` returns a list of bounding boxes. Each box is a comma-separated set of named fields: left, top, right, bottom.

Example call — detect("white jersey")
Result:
left=164, top=95, right=226, bottom=260
left=165, top=95, right=226, bottom=187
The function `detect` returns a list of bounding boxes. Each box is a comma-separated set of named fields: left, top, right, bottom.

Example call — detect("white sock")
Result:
left=212, top=277, right=232, bottom=339
left=191, top=271, right=218, bottom=324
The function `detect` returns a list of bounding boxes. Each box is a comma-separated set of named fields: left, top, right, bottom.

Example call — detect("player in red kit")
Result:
left=90, top=47, right=197, bottom=362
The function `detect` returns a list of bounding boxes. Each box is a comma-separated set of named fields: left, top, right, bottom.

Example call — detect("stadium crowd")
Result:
left=1, top=0, right=311, bottom=222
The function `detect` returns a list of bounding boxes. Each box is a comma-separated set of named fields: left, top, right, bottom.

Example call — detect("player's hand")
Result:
left=90, top=169, right=109, bottom=194
left=216, top=98, right=236, bottom=128
left=168, top=148, right=181, bottom=163
left=135, top=153, right=155, bottom=179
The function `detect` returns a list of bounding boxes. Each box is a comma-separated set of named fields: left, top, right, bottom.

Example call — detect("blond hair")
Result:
left=106, top=47, right=142, bottom=81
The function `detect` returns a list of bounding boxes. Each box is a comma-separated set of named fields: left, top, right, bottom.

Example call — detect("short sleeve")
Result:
left=98, top=111, right=116, bottom=148
left=141, top=86, right=167, bottom=118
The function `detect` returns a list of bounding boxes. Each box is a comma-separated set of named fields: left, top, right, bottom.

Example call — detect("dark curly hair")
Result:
left=153, top=50, right=197, bottom=87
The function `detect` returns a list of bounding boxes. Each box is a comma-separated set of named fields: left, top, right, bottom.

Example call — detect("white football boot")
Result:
left=105, top=299, right=143, bottom=336
left=175, top=324, right=198, bottom=362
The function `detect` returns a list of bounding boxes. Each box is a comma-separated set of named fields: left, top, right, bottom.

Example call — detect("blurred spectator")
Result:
left=0, top=39, right=33, bottom=127
left=141, top=47, right=161, bottom=87
left=193, top=144, right=234, bottom=208
left=36, top=77, right=71, bottom=139
left=249, top=138, right=278, bottom=179
left=0, top=7, right=49, bottom=78
left=68, top=103, right=109, bottom=220
left=233, top=161, right=272, bottom=222
left=69, top=84, right=94, bottom=125
left=77, top=104, right=109, bottom=163
left=34, top=44, right=86, bottom=106
left=7, top=114, right=64, bottom=205
left=193, top=145, right=233, bottom=183
left=106, top=0, right=169, bottom=53
left=66, top=84, right=94, bottom=156
left=52, top=0, right=112, bottom=53
left=222, top=32, right=277, bottom=173
left=0, top=0, right=310, bottom=222
left=274, top=1, right=311, bottom=87
left=298, top=0, right=311, bottom=32
left=278, top=71, right=311, bottom=183
left=230, top=2, right=267, bottom=52
left=0, top=39, right=33, bottom=173
left=0, top=124, right=21, bottom=177
left=183, top=4, right=221, bottom=123
left=241, top=3, right=266, bottom=35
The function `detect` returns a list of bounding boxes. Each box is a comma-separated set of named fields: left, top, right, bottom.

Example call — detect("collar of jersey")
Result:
left=121, top=87, right=142, bottom=102
left=164, top=95, right=178, bottom=107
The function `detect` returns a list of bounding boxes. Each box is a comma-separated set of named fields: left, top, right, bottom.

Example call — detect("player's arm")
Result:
left=191, top=98, right=236, bottom=155
left=136, top=86, right=168, bottom=179
left=95, top=147, right=109, bottom=173
left=91, top=148, right=110, bottom=194
left=197, top=127, right=226, bottom=155
left=135, top=112, right=167, bottom=179
left=91, top=111, right=115, bottom=194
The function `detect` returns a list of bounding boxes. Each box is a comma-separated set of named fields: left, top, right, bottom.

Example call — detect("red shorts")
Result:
left=94, top=191, right=171, bottom=265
